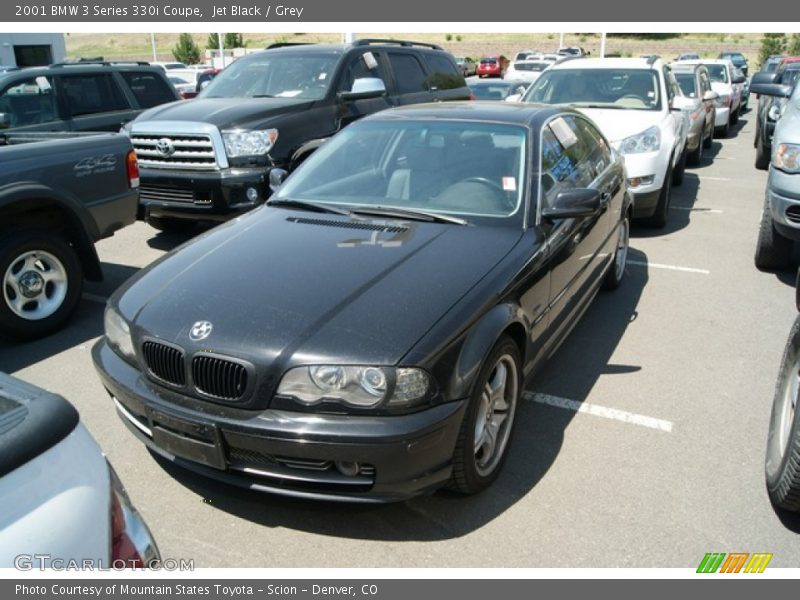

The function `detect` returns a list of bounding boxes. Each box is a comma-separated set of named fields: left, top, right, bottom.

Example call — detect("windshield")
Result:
left=723, top=53, right=746, bottom=66
left=275, top=120, right=527, bottom=222
left=201, top=52, right=339, bottom=100
left=470, top=82, right=515, bottom=99
left=674, top=73, right=697, bottom=97
left=705, top=64, right=729, bottom=83
left=523, top=68, right=662, bottom=110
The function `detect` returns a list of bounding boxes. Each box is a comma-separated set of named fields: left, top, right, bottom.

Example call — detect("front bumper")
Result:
left=138, top=166, right=270, bottom=223
left=768, top=167, right=800, bottom=242
left=618, top=147, right=669, bottom=197
left=92, top=341, right=467, bottom=503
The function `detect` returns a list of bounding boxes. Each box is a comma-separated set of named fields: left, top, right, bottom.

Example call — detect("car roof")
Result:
left=678, top=59, right=730, bottom=66
left=0, top=61, right=164, bottom=83
left=363, top=101, right=565, bottom=127
left=780, top=57, right=800, bottom=66
left=670, top=62, right=706, bottom=72
left=548, top=57, right=660, bottom=70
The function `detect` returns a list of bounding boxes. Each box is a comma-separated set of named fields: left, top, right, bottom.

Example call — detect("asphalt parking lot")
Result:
left=2, top=107, right=800, bottom=568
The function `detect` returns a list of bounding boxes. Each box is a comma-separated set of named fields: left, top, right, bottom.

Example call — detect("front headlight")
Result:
left=714, top=94, right=731, bottom=108
left=277, top=365, right=430, bottom=410
left=774, top=143, right=800, bottom=173
left=620, top=126, right=661, bottom=154
left=104, top=306, right=135, bottom=362
left=222, top=129, right=278, bottom=158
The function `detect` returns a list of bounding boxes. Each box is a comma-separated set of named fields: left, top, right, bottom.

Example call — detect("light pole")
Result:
left=150, top=33, right=157, bottom=62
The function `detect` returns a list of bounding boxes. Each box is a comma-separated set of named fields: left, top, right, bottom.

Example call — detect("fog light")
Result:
left=335, top=461, right=360, bottom=477
left=246, top=187, right=259, bottom=202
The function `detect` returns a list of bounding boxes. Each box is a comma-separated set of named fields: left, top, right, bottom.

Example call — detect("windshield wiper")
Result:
left=267, top=198, right=353, bottom=216
left=348, top=206, right=468, bottom=225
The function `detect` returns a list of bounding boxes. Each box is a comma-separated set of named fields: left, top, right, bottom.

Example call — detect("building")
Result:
left=0, top=33, right=66, bottom=68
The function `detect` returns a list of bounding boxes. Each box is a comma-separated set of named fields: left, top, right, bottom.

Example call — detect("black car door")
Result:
left=335, top=50, right=394, bottom=130
left=55, top=73, right=138, bottom=132
left=539, top=114, right=615, bottom=345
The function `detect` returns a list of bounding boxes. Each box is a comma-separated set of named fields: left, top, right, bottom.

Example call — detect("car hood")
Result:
left=116, top=208, right=523, bottom=400
left=574, top=108, right=661, bottom=142
left=133, top=97, right=315, bottom=129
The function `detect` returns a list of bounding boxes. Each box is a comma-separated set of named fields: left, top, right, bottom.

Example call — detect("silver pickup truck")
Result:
left=0, top=132, right=139, bottom=339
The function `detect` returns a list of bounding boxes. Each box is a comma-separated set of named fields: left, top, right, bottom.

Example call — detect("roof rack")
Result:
left=266, top=42, right=313, bottom=49
left=352, top=38, right=444, bottom=51
left=646, top=55, right=660, bottom=66
left=50, top=60, right=152, bottom=68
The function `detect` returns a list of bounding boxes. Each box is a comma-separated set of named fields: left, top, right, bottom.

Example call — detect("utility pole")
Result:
left=217, top=32, right=224, bottom=67
left=150, top=33, right=157, bottom=62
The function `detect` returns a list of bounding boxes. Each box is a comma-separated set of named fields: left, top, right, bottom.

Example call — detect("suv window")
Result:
left=422, top=54, right=464, bottom=90
left=387, top=53, right=428, bottom=94
left=0, top=76, right=58, bottom=128
left=338, top=51, right=388, bottom=92
left=675, top=72, right=697, bottom=97
left=60, top=74, right=128, bottom=116
left=118, top=71, right=179, bottom=108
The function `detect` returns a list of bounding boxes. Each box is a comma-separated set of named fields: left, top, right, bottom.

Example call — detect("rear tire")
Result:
left=766, top=315, right=800, bottom=511
left=449, top=335, right=521, bottom=495
left=147, top=216, right=196, bottom=233
left=0, top=231, right=83, bottom=340
left=603, top=214, right=629, bottom=290
left=755, top=192, right=792, bottom=270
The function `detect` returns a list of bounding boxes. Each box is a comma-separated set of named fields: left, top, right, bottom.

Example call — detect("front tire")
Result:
left=0, top=231, right=83, bottom=340
left=449, top=336, right=521, bottom=495
left=755, top=192, right=792, bottom=270
left=716, top=119, right=731, bottom=139
left=755, top=133, right=770, bottom=170
left=671, top=150, right=686, bottom=186
left=687, top=138, right=703, bottom=167
left=766, top=315, right=800, bottom=511
left=644, top=166, right=672, bottom=229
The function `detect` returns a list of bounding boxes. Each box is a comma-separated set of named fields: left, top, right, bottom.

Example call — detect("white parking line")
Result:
left=524, top=392, right=674, bottom=433
left=701, top=176, right=732, bottom=181
left=82, top=293, right=109, bottom=305
left=627, top=260, right=710, bottom=275
left=670, top=206, right=723, bottom=214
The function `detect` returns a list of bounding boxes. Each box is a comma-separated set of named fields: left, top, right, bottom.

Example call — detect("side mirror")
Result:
left=702, top=90, right=719, bottom=101
left=338, top=77, right=387, bottom=101
left=269, top=168, right=289, bottom=193
left=750, top=82, right=792, bottom=98
left=732, top=74, right=746, bottom=84
left=752, top=72, right=778, bottom=86
left=0, top=113, right=10, bottom=129
left=542, top=188, right=601, bottom=219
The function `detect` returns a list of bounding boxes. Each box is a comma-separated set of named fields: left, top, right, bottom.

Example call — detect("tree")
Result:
left=224, top=33, right=244, bottom=49
left=789, top=34, right=800, bottom=57
left=759, top=33, right=787, bottom=66
left=206, top=33, right=219, bottom=50
left=172, top=33, right=201, bottom=65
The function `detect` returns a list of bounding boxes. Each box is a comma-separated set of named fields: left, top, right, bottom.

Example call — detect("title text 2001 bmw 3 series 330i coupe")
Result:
left=93, top=102, right=632, bottom=502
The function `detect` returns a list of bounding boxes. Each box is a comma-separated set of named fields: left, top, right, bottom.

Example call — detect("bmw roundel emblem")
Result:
left=189, top=320, right=213, bottom=341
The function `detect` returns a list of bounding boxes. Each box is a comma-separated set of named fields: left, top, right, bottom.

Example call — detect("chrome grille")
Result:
left=142, top=341, right=185, bottom=387
left=192, top=355, right=248, bottom=401
left=140, top=183, right=195, bottom=204
left=132, top=133, right=218, bottom=170
left=786, top=206, right=800, bottom=225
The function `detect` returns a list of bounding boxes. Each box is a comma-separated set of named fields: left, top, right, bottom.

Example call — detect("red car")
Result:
left=476, top=56, right=508, bottom=78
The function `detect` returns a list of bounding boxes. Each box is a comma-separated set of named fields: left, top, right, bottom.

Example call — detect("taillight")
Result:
left=126, top=150, right=140, bottom=189
left=468, top=94, right=476, bottom=101
left=108, top=463, right=160, bottom=568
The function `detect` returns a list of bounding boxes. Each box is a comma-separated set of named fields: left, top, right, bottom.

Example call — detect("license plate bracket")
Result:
left=147, top=408, right=226, bottom=470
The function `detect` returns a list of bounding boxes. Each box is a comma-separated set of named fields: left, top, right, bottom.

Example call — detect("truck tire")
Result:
left=755, top=193, right=792, bottom=270
left=0, top=231, right=83, bottom=340
left=766, top=315, right=800, bottom=511
left=716, top=119, right=731, bottom=139
left=755, top=133, right=770, bottom=170
left=147, top=216, right=196, bottom=233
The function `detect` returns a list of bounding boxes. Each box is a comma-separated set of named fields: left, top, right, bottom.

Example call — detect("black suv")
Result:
left=127, top=39, right=472, bottom=231
left=0, top=61, right=180, bottom=134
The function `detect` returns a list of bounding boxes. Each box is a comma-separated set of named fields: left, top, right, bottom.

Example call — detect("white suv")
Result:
left=675, top=58, right=745, bottom=138
left=522, top=57, right=689, bottom=227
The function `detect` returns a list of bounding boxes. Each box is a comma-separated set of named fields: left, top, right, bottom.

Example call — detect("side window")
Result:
left=572, top=116, right=611, bottom=176
left=59, top=74, right=128, bottom=117
left=422, top=54, right=465, bottom=90
left=118, top=71, right=176, bottom=108
left=338, top=51, right=387, bottom=92
left=387, top=53, right=428, bottom=94
left=0, top=76, right=58, bottom=128
left=540, top=116, right=593, bottom=208
left=663, top=68, right=676, bottom=102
